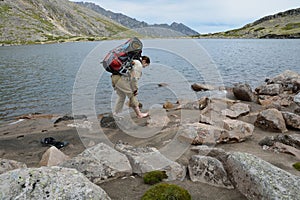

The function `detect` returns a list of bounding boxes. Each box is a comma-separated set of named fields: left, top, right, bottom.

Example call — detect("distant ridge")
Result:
left=0, top=0, right=132, bottom=45
left=198, top=8, right=300, bottom=39
left=75, top=1, right=199, bottom=37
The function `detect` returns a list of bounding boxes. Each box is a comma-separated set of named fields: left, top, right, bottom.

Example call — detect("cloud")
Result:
left=73, top=0, right=300, bottom=33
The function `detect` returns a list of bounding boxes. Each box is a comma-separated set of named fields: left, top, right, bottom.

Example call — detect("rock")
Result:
left=271, top=142, right=300, bottom=160
left=163, top=101, right=174, bottom=109
left=39, top=146, right=70, bottom=167
left=158, top=83, right=168, bottom=87
left=147, top=111, right=170, bottom=128
left=179, top=122, right=252, bottom=145
left=0, top=158, right=27, bottom=175
left=294, top=92, right=300, bottom=106
left=232, top=83, right=257, bottom=102
left=191, top=83, right=215, bottom=91
left=60, top=143, right=132, bottom=184
left=226, top=152, right=300, bottom=200
left=100, top=115, right=118, bottom=129
left=190, top=145, right=228, bottom=162
left=282, top=111, right=300, bottom=130
left=221, top=102, right=250, bottom=118
left=254, top=108, right=288, bottom=133
left=222, top=119, right=254, bottom=142
left=0, top=167, right=111, bottom=199
left=258, top=134, right=300, bottom=149
left=53, top=114, right=87, bottom=124
left=188, top=155, right=234, bottom=189
left=199, top=114, right=214, bottom=125
left=266, top=70, right=300, bottom=93
left=115, top=143, right=186, bottom=181
left=255, top=83, right=283, bottom=96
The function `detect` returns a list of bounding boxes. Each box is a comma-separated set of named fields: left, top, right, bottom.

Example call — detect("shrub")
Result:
left=143, top=170, right=168, bottom=185
left=293, top=162, right=300, bottom=171
left=141, top=183, right=191, bottom=200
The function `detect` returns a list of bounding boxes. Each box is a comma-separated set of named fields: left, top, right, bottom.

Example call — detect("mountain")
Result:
left=75, top=2, right=199, bottom=37
left=198, top=8, right=300, bottom=39
left=0, top=0, right=132, bottom=45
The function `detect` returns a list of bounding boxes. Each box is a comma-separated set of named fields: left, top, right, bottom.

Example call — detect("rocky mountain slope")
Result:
left=0, top=0, right=131, bottom=45
left=75, top=2, right=199, bottom=37
left=198, top=8, right=300, bottom=38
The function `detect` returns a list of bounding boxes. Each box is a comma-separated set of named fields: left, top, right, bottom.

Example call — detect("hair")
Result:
left=142, top=56, right=150, bottom=64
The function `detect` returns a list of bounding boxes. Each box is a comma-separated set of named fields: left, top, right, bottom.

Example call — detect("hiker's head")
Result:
left=141, top=56, right=150, bottom=67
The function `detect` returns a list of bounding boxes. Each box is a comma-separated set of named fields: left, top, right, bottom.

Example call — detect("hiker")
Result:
left=111, top=56, right=150, bottom=118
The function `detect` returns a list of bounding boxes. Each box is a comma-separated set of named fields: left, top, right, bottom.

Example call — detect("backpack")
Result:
left=102, top=37, right=143, bottom=75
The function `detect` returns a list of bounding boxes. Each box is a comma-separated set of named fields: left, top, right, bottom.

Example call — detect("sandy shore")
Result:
left=0, top=96, right=299, bottom=199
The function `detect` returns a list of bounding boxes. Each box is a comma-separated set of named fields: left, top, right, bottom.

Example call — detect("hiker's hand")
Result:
left=133, top=90, right=138, bottom=96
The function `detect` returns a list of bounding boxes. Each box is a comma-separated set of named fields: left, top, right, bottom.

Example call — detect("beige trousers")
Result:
left=111, top=75, right=139, bottom=113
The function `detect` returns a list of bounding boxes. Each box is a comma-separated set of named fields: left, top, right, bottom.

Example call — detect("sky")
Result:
left=72, top=0, right=300, bottom=34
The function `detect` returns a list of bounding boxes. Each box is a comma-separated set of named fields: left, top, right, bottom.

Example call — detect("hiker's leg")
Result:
left=129, top=95, right=149, bottom=118
left=114, top=89, right=126, bottom=114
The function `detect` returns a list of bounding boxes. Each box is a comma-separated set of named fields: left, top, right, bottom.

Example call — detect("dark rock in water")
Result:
left=191, top=83, right=215, bottom=91
left=100, top=115, right=118, bottom=129
left=232, top=83, right=257, bottom=102
left=53, top=114, right=87, bottom=124
left=158, top=83, right=168, bottom=87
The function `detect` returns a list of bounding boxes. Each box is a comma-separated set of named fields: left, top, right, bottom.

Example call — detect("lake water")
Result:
left=1, top=39, right=299, bottom=124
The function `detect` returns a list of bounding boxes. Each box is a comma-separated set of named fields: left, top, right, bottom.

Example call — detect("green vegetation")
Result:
left=143, top=171, right=168, bottom=185
left=0, top=4, right=12, bottom=13
left=254, top=27, right=265, bottom=32
left=293, top=162, right=300, bottom=171
left=142, top=183, right=191, bottom=200
left=282, top=22, right=300, bottom=30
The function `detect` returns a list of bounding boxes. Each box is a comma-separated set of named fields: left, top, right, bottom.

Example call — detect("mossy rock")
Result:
left=141, top=183, right=191, bottom=200
left=143, top=170, right=168, bottom=185
left=293, top=162, right=300, bottom=171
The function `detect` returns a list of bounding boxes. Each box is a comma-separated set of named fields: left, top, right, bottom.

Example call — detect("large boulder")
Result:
left=222, top=119, right=254, bottom=142
left=115, top=143, right=186, bottom=181
left=188, top=155, right=233, bottom=189
left=226, top=152, right=300, bottom=200
left=282, top=111, right=300, bottom=130
left=255, top=83, right=283, bottom=96
left=0, top=158, right=27, bottom=175
left=254, top=108, right=288, bottom=133
left=221, top=102, right=250, bottom=119
left=232, top=83, right=257, bottom=102
left=179, top=121, right=253, bottom=145
left=60, top=143, right=132, bottom=184
left=266, top=70, right=300, bottom=93
left=0, top=167, right=111, bottom=200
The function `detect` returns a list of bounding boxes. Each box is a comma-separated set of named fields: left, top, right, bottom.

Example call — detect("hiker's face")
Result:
left=142, top=60, right=149, bottom=68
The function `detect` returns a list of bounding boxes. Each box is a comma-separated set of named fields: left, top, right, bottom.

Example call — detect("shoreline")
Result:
left=1, top=70, right=300, bottom=199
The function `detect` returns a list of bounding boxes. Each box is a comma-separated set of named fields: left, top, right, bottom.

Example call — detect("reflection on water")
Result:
left=1, top=39, right=300, bottom=123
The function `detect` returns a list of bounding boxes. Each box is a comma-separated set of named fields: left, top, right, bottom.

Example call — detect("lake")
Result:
left=0, top=39, right=299, bottom=123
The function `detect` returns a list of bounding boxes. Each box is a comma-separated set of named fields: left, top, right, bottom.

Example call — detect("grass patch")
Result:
left=254, top=27, right=265, bottom=32
left=143, top=171, right=168, bottom=185
left=282, top=23, right=300, bottom=30
left=142, top=183, right=191, bottom=200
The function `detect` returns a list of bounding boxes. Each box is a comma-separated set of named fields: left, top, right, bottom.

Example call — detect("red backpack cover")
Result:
left=102, top=37, right=143, bottom=75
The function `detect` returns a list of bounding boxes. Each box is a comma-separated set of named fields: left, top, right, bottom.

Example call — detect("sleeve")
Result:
left=130, top=60, right=142, bottom=92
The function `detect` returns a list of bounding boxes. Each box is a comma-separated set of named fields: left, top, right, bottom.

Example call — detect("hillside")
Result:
left=0, top=0, right=132, bottom=45
left=75, top=1, right=199, bottom=37
left=198, top=8, right=300, bottom=39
